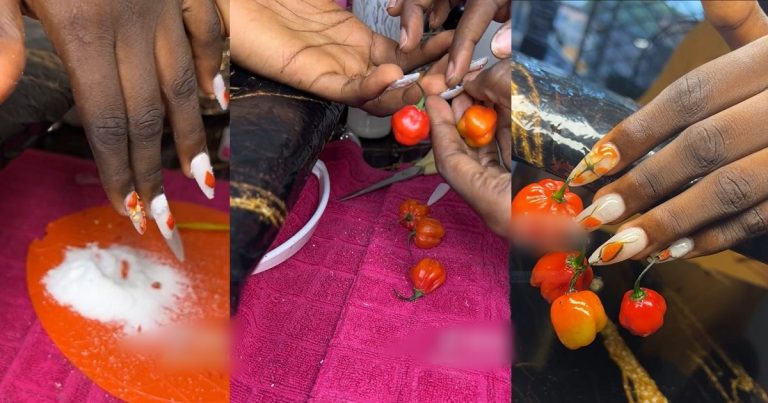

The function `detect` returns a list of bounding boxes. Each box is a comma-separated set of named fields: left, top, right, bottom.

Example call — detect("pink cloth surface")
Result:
left=233, top=140, right=511, bottom=402
left=0, top=149, right=228, bottom=402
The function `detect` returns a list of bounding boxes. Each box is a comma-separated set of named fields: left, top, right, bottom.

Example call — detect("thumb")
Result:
left=0, top=0, right=25, bottom=103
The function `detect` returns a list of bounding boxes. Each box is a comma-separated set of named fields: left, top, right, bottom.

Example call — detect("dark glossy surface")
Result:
left=0, top=20, right=72, bottom=168
left=511, top=229, right=768, bottom=402
left=509, top=53, right=768, bottom=263
left=229, top=64, right=344, bottom=312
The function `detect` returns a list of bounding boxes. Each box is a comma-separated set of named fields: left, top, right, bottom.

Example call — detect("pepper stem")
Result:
left=552, top=178, right=571, bottom=204
left=567, top=249, right=588, bottom=292
left=394, top=288, right=424, bottom=302
left=632, top=259, right=657, bottom=300
left=415, top=82, right=427, bottom=110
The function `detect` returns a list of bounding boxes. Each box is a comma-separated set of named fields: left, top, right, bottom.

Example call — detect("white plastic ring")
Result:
left=251, top=160, right=331, bottom=275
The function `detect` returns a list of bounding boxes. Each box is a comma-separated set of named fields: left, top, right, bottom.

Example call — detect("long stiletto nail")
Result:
left=213, top=73, right=228, bottom=110
left=576, top=193, right=625, bottom=232
left=399, top=27, right=408, bottom=49
left=468, top=57, right=488, bottom=72
left=387, top=72, right=420, bottom=90
left=567, top=142, right=620, bottom=187
left=124, top=191, right=147, bottom=235
left=650, top=238, right=694, bottom=263
left=589, top=227, right=648, bottom=266
left=440, top=84, right=464, bottom=100
left=150, top=194, right=175, bottom=240
left=190, top=152, right=215, bottom=199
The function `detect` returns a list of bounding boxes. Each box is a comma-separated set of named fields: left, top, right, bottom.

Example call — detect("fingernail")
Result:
left=576, top=193, right=625, bottom=232
left=468, top=57, right=489, bottom=72
left=588, top=227, right=648, bottom=266
left=439, top=84, right=464, bottom=100
left=386, top=0, right=398, bottom=9
left=399, top=27, right=408, bottom=49
left=150, top=193, right=175, bottom=240
left=124, top=191, right=147, bottom=235
left=445, top=61, right=456, bottom=84
left=491, top=25, right=511, bottom=58
left=213, top=73, right=228, bottom=110
left=651, top=237, right=694, bottom=263
left=190, top=152, right=215, bottom=199
left=568, top=142, right=621, bottom=187
left=387, top=72, right=420, bottom=90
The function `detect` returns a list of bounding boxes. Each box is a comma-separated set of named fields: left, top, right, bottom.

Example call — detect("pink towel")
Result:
left=233, top=141, right=511, bottom=402
left=0, top=150, right=228, bottom=401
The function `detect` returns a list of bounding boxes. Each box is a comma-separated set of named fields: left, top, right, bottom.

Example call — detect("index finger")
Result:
left=446, top=0, right=507, bottom=87
left=567, top=35, right=768, bottom=187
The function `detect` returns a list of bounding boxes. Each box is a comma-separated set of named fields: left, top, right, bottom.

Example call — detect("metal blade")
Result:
left=427, top=183, right=451, bottom=206
left=339, top=166, right=424, bottom=201
left=164, top=227, right=186, bottom=262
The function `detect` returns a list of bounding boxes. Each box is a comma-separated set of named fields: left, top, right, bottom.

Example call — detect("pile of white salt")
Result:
left=42, top=244, right=190, bottom=334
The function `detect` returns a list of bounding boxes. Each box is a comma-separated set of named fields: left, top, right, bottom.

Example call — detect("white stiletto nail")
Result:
left=468, top=57, right=488, bottom=72
left=589, top=227, right=648, bottom=266
left=567, top=142, right=621, bottom=187
left=190, top=152, right=215, bottom=199
left=124, top=191, right=147, bottom=235
left=576, top=193, right=625, bottom=232
left=213, top=73, right=228, bottom=110
left=150, top=194, right=175, bottom=240
left=651, top=238, right=694, bottom=262
left=440, top=84, right=464, bottom=100
left=387, top=72, right=420, bottom=90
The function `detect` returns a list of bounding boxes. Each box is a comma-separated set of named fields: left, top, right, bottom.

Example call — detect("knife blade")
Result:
left=427, top=183, right=451, bottom=206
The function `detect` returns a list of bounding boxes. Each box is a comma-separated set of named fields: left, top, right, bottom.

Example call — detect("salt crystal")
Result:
left=42, top=244, right=189, bottom=335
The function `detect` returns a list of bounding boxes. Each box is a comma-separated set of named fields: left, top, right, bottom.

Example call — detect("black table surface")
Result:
left=510, top=230, right=768, bottom=402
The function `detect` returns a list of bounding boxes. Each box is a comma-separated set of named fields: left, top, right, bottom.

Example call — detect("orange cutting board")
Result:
left=27, top=202, right=229, bottom=402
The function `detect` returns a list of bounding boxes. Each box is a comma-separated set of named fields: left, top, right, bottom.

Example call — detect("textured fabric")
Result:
left=233, top=140, right=511, bottom=402
left=0, top=150, right=228, bottom=402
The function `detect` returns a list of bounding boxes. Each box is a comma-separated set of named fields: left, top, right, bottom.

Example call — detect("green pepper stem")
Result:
left=632, top=259, right=657, bottom=300
left=567, top=249, right=588, bottom=292
left=415, top=82, right=426, bottom=110
left=552, top=178, right=571, bottom=204
left=394, top=288, right=424, bottom=302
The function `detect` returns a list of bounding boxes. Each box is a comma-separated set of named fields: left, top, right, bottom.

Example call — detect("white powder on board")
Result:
left=42, top=244, right=190, bottom=334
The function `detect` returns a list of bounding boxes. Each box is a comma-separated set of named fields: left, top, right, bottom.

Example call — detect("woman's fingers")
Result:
left=376, top=29, right=454, bottom=73
left=446, top=0, right=509, bottom=87
left=181, top=0, right=226, bottom=109
left=567, top=35, right=768, bottom=187
left=155, top=5, right=213, bottom=200
left=703, top=0, right=768, bottom=49
left=427, top=94, right=510, bottom=237
left=55, top=29, right=140, bottom=227
left=588, top=147, right=768, bottom=266
left=581, top=90, right=768, bottom=229
left=665, top=198, right=768, bottom=261
left=115, top=9, right=166, bottom=222
left=491, top=20, right=511, bottom=59
left=397, top=0, right=431, bottom=52
left=0, top=0, right=25, bottom=103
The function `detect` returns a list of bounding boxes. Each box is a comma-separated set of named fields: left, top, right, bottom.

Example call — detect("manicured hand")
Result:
left=386, top=0, right=511, bottom=86
left=0, top=0, right=225, bottom=238
left=702, top=0, right=768, bottom=49
left=427, top=61, right=510, bottom=239
left=230, top=0, right=454, bottom=116
left=568, top=35, right=768, bottom=265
